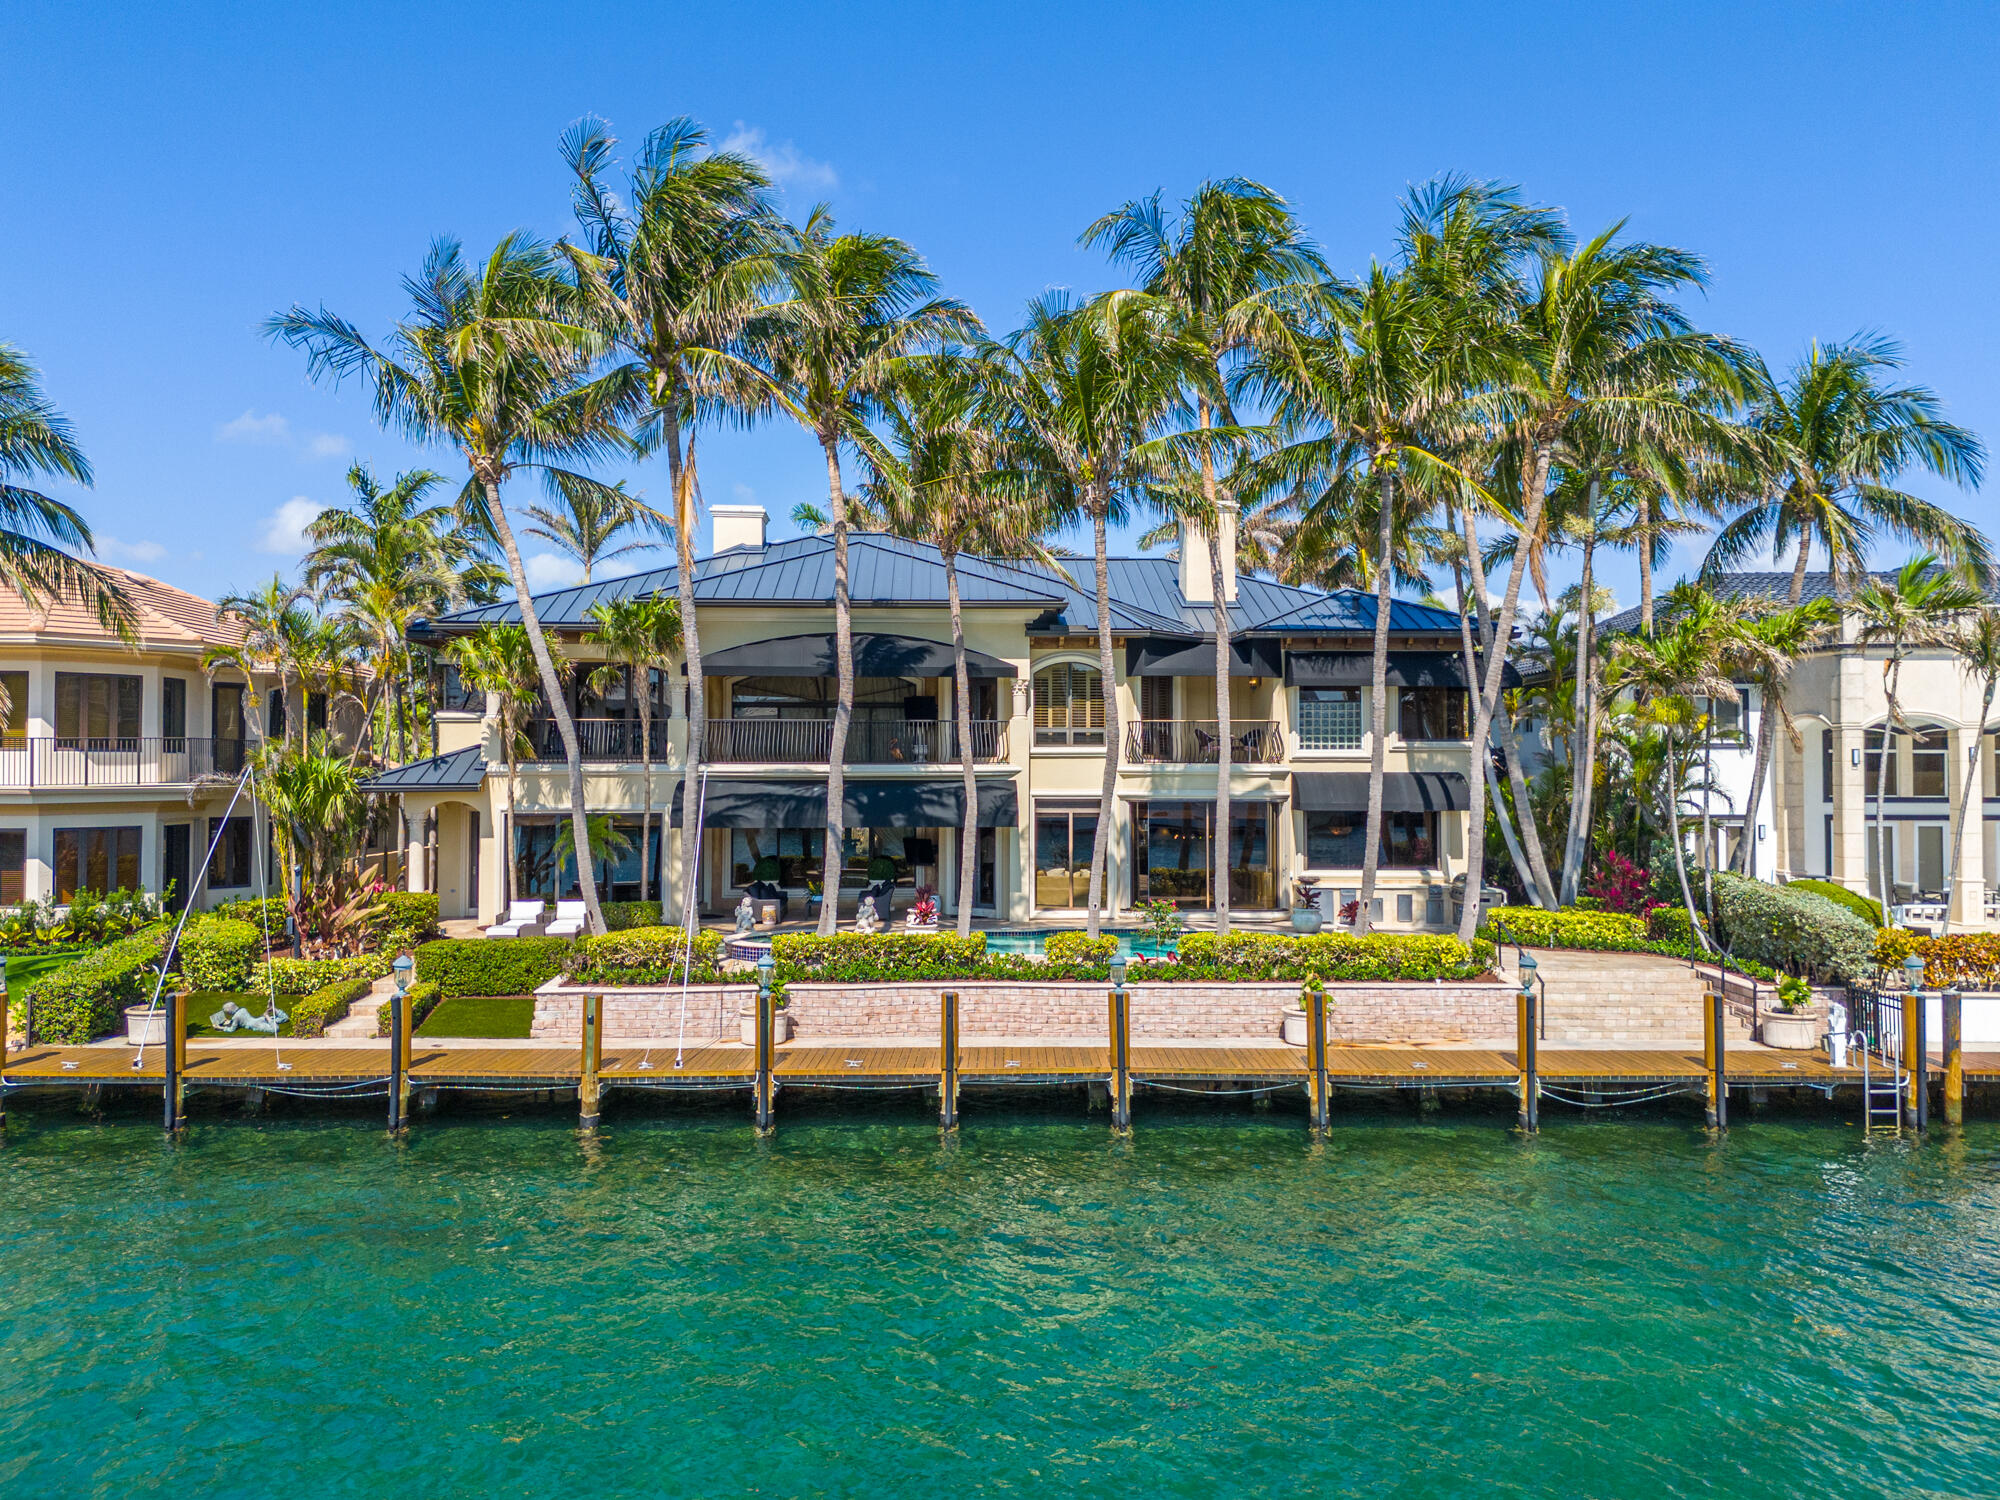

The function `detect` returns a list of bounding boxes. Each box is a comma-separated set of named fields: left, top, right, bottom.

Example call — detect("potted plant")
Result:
left=1138, top=897, right=1185, bottom=955
left=905, top=886, right=940, bottom=933
left=1760, top=974, right=1819, bottom=1050
left=1282, top=972, right=1327, bottom=1047
left=1291, top=877, right=1324, bottom=933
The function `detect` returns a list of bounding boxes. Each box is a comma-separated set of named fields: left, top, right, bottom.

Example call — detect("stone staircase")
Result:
left=322, top=976, right=397, bottom=1039
left=1512, top=949, right=1752, bottom=1046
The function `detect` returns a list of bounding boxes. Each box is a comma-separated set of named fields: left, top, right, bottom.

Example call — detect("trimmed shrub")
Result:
left=1708, top=871, right=1875, bottom=988
left=773, top=931, right=991, bottom=982
left=1479, top=906, right=1649, bottom=951
left=1173, top=931, right=1494, bottom=982
left=212, top=895, right=287, bottom=938
left=1874, top=931, right=2000, bottom=990
left=24, top=925, right=170, bottom=1043
left=290, top=976, right=374, bottom=1038
left=1647, top=906, right=1695, bottom=945
left=1045, top=932, right=1117, bottom=966
left=176, top=917, right=264, bottom=990
left=414, top=937, right=572, bottom=997
left=376, top=979, right=444, bottom=1037
left=600, top=901, right=669, bottom=932
left=1785, top=878, right=1883, bottom=929
left=367, top=892, right=441, bottom=944
left=250, top=952, right=393, bottom=996
left=563, top=926, right=725, bottom=985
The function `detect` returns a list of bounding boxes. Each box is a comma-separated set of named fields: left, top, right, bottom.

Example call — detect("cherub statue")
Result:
left=734, top=894, right=757, bottom=933
left=855, top=896, right=879, bottom=934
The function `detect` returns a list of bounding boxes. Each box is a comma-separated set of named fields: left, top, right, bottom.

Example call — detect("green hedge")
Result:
left=563, top=926, right=724, bottom=985
left=1647, top=906, right=1695, bottom=945
left=1172, top=931, right=1494, bottom=982
left=600, top=901, right=669, bottom=932
left=773, top=932, right=994, bottom=982
left=1046, top=932, right=1117, bottom=966
left=1479, top=906, right=1649, bottom=951
left=24, top=925, right=170, bottom=1043
left=376, top=980, right=444, bottom=1037
left=250, top=952, right=393, bottom=996
left=414, top=937, right=572, bottom=997
left=212, top=896, right=286, bottom=938
left=291, top=976, right=374, bottom=1038
left=1784, top=878, right=1884, bottom=929
left=368, top=891, right=441, bottom=944
left=1708, top=871, right=1875, bottom=988
left=177, top=917, right=264, bottom=990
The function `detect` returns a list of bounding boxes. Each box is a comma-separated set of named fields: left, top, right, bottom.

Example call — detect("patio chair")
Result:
left=544, top=899, right=587, bottom=939
left=744, top=880, right=789, bottom=922
left=485, top=900, right=548, bottom=939
left=859, top=878, right=895, bottom=920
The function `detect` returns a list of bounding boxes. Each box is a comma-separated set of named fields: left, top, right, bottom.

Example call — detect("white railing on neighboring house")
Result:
left=0, top=737, right=254, bottom=789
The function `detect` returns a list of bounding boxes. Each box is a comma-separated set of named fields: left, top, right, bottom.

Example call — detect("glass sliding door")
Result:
left=1034, top=803, right=1099, bottom=908
left=1132, top=800, right=1275, bottom=910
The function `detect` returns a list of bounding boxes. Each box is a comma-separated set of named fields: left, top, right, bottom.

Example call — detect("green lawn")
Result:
left=184, top=991, right=297, bottom=1038
left=6, top=951, right=87, bottom=996
left=417, top=994, right=537, bottom=1039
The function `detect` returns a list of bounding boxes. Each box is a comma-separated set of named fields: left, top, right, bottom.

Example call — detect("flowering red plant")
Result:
left=1583, top=851, right=1653, bottom=914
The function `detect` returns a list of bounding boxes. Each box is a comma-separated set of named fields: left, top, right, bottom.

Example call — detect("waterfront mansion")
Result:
left=370, top=505, right=1507, bottom=931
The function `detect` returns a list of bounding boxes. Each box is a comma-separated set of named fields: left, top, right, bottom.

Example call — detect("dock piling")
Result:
left=164, top=989, right=186, bottom=1134
left=939, top=989, right=959, bottom=1131
left=1515, top=982, right=1538, bottom=1132
left=1, top=969, right=9, bottom=1137
left=1704, top=990, right=1727, bottom=1130
left=1907, top=987, right=1929, bottom=1133
left=388, top=989, right=410, bottom=1134
left=753, top=976, right=776, bottom=1134
left=579, top=993, right=603, bottom=1129
left=1944, top=988, right=1963, bottom=1129
left=1107, top=960, right=1131, bottom=1135
left=1306, top=979, right=1330, bottom=1133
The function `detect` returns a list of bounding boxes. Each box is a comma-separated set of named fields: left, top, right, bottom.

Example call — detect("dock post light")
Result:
left=1517, top=950, right=1538, bottom=997
left=1903, top=952, right=1926, bottom=993
left=393, top=951, right=413, bottom=996
left=1106, top=952, right=1131, bottom=1134
left=756, top=947, right=776, bottom=997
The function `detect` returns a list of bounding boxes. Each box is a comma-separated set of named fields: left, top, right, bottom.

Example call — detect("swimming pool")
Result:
left=979, top=928, right=1177, bottom=959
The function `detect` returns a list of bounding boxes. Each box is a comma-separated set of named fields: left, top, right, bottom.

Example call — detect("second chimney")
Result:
left=1179, top=502, right=1238, bottom=603
left=710, top=503, right=768, bottom=553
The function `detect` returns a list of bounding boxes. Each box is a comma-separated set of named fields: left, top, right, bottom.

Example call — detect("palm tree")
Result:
left=1708, top=337, right=1988, bottom=603
left=253, top=732, right=370, bottom=947
left=0, top=343, right=129, bottom=632
left=752, top=208, right=977, bottom=935
left=524, top=476, right=670, bottom=584
left=304, top=462, right=489, bottom=762
left=1945, top=606, right=2000, bottom=931
left=560, top=116, right=785, bottom=923
left=996, top=294, right=1187, bottom=939
left=865, top=354, right=1058, bottom=936
left=449, top=623, right=548, bottom=910
left=583, top=596, right=682, bottom=908
left=1083, top=179, right=1325, bottom=933
left=1852, top=556, right=1983, bottom=913
left=1724, top=598, right=1839, bottom=875
left=268, top=233, right=626, bottom=934
left=206, top=576, right=310, bottom=742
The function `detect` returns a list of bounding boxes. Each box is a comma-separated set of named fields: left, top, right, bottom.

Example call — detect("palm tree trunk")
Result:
left=815, top=436, right=853, bottom=937
left=1559, top=512, right=1596, bottom=901
left=1357, top=464, right=1395, bottom=935
left=1638, top=493, right=1655, bottom=638
left=1788, top=532, right=1812, bottom=607
left=1665, top=737, right=1710, bottom=951
left=638, top=685, right=654, bottom=907
left=1943, top=674, right=1995, bottom=933
left=1451, top=556, right=1493, bottom=939
left=502, top=751, right=518, bottom=911
left=666, top=409, right=704, bottom=927
left=1086, top=501, right=1120, bottom=942
left=481, top=478, right=605, bottom=936
left=1730, top=677, right=1777, bottom=875
left=946, top=551, right=977, bottom=939
left=1199, top=397, right=1232, bottom=936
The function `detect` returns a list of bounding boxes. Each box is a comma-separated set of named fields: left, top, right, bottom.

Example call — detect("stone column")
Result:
left=1832, top=658, right=1870, bottom=897
left=1950, top=725, right=1986, bottom=928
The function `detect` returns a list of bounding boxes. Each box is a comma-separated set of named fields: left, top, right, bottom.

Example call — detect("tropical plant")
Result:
left=1707, top=336, right=1988, bottom=604
left=751, top=207, right=978, bottom=934
left=523, top=476, right=670, bottom=583
left=204, top=576, right=309, bottom=743
left=254, top=733, right=372, bottom=953
left=583, top=595, right=681, bottom=904
left=448, top=623, right=552, bottom=909
left=553, top=813, right=635, bottom=886
left=268, top=233, right=626, bottom=934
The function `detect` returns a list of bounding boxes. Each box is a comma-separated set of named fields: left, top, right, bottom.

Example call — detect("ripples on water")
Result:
left=2, top=1096, right=1997, bottom=1497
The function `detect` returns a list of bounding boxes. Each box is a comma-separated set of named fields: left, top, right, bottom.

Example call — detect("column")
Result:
left=1949, top=726, right=1984, bottom=927
left=1831, top=657, right=1870, bottom=896
left=406, top=797, right=429, bottom=894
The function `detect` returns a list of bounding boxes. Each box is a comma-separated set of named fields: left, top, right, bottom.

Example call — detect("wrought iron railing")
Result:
left=1295, top=699, right=1363, bottom=750
left=1123, top=719, right=1284, bottom=764
left=706, top=718, right=1007, bottom=764
left=531, top=718, right=672, bottom=762
left=0, top=736, right=255, bottom=788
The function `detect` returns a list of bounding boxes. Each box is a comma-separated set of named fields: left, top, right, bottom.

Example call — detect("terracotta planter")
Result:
left=1760, top=1010, right=1820, bottom=1050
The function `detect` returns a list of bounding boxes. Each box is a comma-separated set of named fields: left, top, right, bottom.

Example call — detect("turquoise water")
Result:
left=981, top=927, right=1176, bottom=959
left=4, top=1098, right=2000, bottom=1496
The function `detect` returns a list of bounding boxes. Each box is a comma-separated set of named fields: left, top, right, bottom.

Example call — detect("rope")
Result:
left=1135, top=1079, right=1300, bottom=1097
left=1538, top=1084, right=1700, bottom=1108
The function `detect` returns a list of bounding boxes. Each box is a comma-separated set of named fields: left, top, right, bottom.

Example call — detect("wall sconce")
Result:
left=1757, top=824, right=1767, bottom=842
left=1851, top=748, right=1861, bottom=767
left=1248, top=676, right=1263, bottom=689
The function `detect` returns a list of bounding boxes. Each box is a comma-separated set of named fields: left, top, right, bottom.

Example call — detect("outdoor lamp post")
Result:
left=1517, top=950, right=1538, bottom=996
left=1107, top=952, right=1131, bottom=1132
left=392, top=952, right=413, bottom=996
left=756, top=947, right=776, bottom=999
left=754, top=946, right=778, bottom=1133
left=1904, top=953, right=1926, bottom=992
left=1515, top=951, right=1539, bottom=1131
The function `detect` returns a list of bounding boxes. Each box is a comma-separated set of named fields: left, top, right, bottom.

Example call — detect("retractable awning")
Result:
left=670, top=777, right=1019, bottom=828
left=1290, top=771, right=1471, bottom=812
left=694, top=633, right=1017, bottom=678
left=1126, top=636, right=1283, bottom=678
left=1284, top=651, right=1522, bottom=690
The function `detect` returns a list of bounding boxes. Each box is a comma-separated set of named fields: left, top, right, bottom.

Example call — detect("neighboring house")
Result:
left=0, top=566, right=291, bottom=911
left=371, top=504, right=1506, bottom=932
left=1600, top=571, right=2000, bottom=927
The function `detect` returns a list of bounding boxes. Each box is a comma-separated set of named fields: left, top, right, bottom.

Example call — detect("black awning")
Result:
left=1284, top=650, right=1522, bottom=690
left=695, top=632, right=1016, bottom=678
left=671, top=778, right=1018, bottom=828
left=1291, top=771, right=1471, bottom=812
left=1126, top=636, right=1283, bottom=678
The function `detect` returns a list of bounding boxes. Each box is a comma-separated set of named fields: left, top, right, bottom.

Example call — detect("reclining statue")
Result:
left=209, top=999, right=289, bottom=1034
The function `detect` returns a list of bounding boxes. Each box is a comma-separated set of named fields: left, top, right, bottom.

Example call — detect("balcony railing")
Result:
left=1296, top=700, right=1364, bottom=751
left=0, top=736, right=255, bottom=788
left=1124, top=720, right=1284, bottom=764
left=532, top=719, right=672, bottom=762
left=706, top=718, right=1008, bottom=764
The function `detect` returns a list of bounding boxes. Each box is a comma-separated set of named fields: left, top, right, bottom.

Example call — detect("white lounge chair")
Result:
left=485, top=900, right=547, bottom=938
left=544, top=899, right=587, bottom=939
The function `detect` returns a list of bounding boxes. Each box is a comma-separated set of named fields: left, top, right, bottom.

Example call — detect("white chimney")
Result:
left=1179, top=502, right=1238, bottom=604
left=710, top=503, right=767, bottom=553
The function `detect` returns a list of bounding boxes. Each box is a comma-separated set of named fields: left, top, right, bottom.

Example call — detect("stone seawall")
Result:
left=534, top=977, right=1511, bottom=1043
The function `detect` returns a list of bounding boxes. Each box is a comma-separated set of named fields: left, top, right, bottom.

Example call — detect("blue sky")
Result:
left=3, top=1, right=1994, bottom=611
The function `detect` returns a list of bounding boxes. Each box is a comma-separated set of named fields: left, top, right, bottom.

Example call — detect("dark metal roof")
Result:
left=699, top=632, right=1018, bottom=678
left=1598, top=570, right=2000, bottom=636
left=359, top=745, right=484, bottom=792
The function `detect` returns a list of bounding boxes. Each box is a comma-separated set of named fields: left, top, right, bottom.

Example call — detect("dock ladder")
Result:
left=1858, top=1034, right=1905, bottom=1135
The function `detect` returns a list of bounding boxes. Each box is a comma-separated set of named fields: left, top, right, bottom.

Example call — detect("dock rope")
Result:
left=1134, top=1080, right=1301, bottom=1097
left=1537, top=1083, right=1702, bottom=1108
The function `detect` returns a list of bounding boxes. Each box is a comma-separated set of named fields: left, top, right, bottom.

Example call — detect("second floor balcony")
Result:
left=707, top=717, right=1008, bottom=765
left=1124, top=719, right=1284, bottom=764
left=0, top=736, right=255, bottom=789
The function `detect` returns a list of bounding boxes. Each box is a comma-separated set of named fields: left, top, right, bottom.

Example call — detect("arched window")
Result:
left=1034, top=662, right=1104, bottom=746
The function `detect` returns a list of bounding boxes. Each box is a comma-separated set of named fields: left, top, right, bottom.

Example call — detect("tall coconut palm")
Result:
left=996, top=294, right=1190, bottom=938
left=1945, top=606, right=2000, bottom=931
left=206, top=576, right=310, bottom=742
left=1083, top=179, right=1325, bottom=933
left=583, top=595, right=681, bottom=907
left=0, top=343, right=129, bottom=633
left=1853, top=556, right=1983, bottom=913
left=524, top=476, right=671, bottom=584
left=1708, top=337, right=1988, bottom=603
left=1724, top=598, right=1839, bottom=875
left=750, top=208, right=977, bottom=934
left=866, top=354, right=1059, bottom=936
left=267, top=233, right=626, bottom=934
left=449, top=623, right=549, bottom=910
left=561, top=117, right=784, bottom=927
